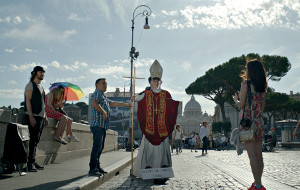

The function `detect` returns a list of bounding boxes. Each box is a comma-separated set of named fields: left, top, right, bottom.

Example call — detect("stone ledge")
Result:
left=278, top=142, right=300, bottom=148
left=57, top=153, right=137, bottom=190
left=0, top=112, right=118, bottom=164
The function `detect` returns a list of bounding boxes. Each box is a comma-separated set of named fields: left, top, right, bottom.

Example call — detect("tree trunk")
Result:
left=220, top=103, right=226, bottom=122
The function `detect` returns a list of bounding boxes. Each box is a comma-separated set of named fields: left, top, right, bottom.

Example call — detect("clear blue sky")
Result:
left=1, top=0, right=300, bottom=115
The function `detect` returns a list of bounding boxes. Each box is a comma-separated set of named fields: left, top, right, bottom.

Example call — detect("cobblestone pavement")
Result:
left=96, top=149, right=300, bottom=189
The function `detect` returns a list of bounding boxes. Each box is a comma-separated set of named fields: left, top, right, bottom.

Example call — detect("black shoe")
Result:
left=35, top=163, right=44, bottom=170
left=98, top=167, right=108, bottom=174
left=88, top=169, right=102, bottom=176
left=28, top=164, right=37, bottom=172
left=154, top=178, right=168, bottom=185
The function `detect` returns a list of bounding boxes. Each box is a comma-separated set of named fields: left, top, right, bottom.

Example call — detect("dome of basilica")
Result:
left=203, top=111, right=208, bottom=117
left=183, top=95, right=202, bottom=118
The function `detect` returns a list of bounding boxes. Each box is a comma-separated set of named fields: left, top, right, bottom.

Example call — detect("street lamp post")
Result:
left=129, top=5, right=152, bottom=96
left=128, top=4, right=152, bottom=178
left=122, top=80, right=130, bottom=148
left=126, top=5, right=151, bottom=152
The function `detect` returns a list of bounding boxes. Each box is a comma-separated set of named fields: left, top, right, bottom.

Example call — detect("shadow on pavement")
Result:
left=15, top=174, right=87, bottom=190
left=112, top=176, right=168, bottom=189
left=0, top=175, right=13, bottom=179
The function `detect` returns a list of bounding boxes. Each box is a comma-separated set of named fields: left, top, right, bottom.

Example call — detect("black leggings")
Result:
left=202, top=136, right=208, bottom=153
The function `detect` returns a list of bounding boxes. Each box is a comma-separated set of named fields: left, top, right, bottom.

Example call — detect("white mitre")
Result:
left=150, top=60, right=163, bottom=79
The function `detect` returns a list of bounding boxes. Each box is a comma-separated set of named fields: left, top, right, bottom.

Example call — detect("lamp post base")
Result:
left=126, top=144, right=134, bottom=152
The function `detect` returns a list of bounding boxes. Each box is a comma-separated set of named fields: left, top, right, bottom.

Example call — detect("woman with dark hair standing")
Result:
left=233, top=59, right=267, bottom=190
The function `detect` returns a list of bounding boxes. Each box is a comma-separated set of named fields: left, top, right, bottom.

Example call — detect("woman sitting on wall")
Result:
left=45, top=85, right=80, bottom=144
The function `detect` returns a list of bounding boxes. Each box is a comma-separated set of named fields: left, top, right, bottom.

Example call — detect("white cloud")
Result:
left=8, top=80, right=18, bottom=85
left=161, top=10, right=178, bottom=16
left=269, top=46, right=286, bottom=55
left=120, top=58, right=155, bottom=68
left=3, top=17, right=76, bottom=41
left=67, top=13, right=90, bottom=22
left=0, top=16, right=11, bottom=23
left=50, top=61, right=60, bottom=68
left=24, top=48, right=37, bottom=52
left=182, top=61, right=191, bottom=71
left=82, top=86, right=95, bottom=96
left=25, top=16, right=31, bottom=22
left=0, top=89, right=23, bottom=99
left=166, top=20, right=184, bottom=30
left=154, top=24, right=160, bottom=28
left=62, top=61, right=88, bottom=71
left=158, top=0, right=300, bottom=30
left=4, top=49, right=13, bottom=53
left=107, top=34, right=114, bottom=40
left=54, top=76, right=85, bottom=83
left=112, top=0, right=139, bottom=25
left=10, top=62, right=48, bottom=72
left=13, top=16, right=22, bottom=24
left=134, top=58, right=154, bottom=68
left=90, top=65, right=128, bottom=76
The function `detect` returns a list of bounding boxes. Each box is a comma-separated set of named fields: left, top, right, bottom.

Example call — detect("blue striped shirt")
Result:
left=90, top=89, right=111, bottom=129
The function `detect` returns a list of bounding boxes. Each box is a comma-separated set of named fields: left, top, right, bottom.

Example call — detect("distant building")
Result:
left=105, top=88, right=132, bottom=98
left=213, top=103, right=239, bottom=130
left=289, top=90, right=300, bottom=101
left=64, top=103, right=81, bottom=122
left=177, top=95, right=212, bottom=136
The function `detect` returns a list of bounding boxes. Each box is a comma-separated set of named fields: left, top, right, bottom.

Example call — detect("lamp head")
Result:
left=144, top=17, right=150, bottom=29
left=134, top=51, right=139, bottom=59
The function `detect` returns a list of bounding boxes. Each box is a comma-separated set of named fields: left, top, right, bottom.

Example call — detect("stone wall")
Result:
left=0, top=109, right=118, bottom=164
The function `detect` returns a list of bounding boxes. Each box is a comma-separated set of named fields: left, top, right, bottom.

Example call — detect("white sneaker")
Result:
left=54, top=136, right=68, bottom=145
left=67, top=135, right=80, bottom=142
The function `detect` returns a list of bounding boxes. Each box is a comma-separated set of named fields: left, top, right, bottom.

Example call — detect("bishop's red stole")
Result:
left=137, top=89, right=179, bottom=145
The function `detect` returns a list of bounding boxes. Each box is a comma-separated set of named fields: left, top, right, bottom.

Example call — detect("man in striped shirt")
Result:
left=89, top=78, right=131, bottom=176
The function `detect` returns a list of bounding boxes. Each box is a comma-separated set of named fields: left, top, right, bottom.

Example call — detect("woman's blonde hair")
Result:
left=51, top=85, right=65, bottom=104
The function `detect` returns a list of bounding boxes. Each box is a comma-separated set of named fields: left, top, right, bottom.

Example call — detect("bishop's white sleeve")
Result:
left=135, top=93, right=145, bottom=102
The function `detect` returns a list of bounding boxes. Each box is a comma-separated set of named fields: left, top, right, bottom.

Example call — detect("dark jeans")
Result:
left=202, top=136, right=208, bottom=153
left=124, top=138, right=128, bottom=148
left=26, top=115, right=45, bottom=164
left=89, top=127, right=106, bottom=170
left=175, top=139, right=182, bottom=153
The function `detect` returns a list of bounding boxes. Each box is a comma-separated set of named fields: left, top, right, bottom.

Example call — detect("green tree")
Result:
left=212, top=121, right=231, bottom=134
left=264, top=92, right=290, bottom=122
left=186, top=53, right=291, bottom=121
left=75, top=102, right=89, bottom=115
left=289, top=99, right=300, bottom=119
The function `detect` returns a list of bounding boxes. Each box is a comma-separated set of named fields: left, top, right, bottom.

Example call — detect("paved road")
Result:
left=95, top=149, right=300, bottom=189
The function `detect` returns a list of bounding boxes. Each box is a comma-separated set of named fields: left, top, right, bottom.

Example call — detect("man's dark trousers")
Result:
left=202, top=136, right=208, bottom=153
left=89, top=127, right=107, bottom=170
left=26, top=115, right=45, bottom=165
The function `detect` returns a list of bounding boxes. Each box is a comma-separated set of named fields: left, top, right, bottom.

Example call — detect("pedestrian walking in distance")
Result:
left=173, top=124, right=183, bottom=154
left=200, top=121, right=209, bottom=155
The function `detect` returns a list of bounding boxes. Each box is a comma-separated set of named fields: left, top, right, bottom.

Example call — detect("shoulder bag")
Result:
left=239, top=81, right=256, bottom=142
